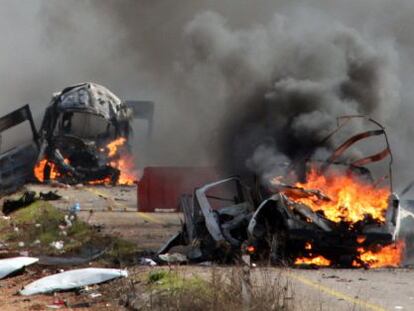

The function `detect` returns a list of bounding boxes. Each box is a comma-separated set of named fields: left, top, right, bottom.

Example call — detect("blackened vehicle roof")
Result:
left=51, top=82, right=129, bottom=121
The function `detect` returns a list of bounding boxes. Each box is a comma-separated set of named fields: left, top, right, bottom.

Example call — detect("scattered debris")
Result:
left=20, top=268, right=128, bottom=295
left=46, top=298, right=66, bottom=309
left=50, top=241, right=64, bottom=251
left=3, top=191, right=37, bottom=215
left=38, top=248, right=106, bottom=266
left=0, top=257, right=38, bottom=279
left=39, top=191, right=62, bottom=201
left=2, top=190, right=62, bottom=215
left=69, top=202, right=81, bottom=215
left=158, top=253, right=188, bottom=264
left=140, top=258, right=157, bottom=266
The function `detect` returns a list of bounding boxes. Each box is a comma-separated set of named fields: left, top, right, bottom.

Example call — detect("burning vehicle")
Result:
left=0, top=82, right=153, bottom=194
left=159, top=116, right=404, bottom=268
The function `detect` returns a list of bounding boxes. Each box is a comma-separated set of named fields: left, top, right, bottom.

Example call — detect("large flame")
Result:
left=34, top=137, right=138, bottom=185
left=295, top=255, right=331, bottom=266
left=109, top=154, right=137, bottom=185
left=107, top=137, right=127, bottom=157
left=280, top=167, right=390, bottom=223
left=103, top=137, right=138, bottom=185
left=294, top=241, right=404, bottom=268
left=353, top=241, right=405, bottom=268
left=278, top=166, right=403, bottom=268
left=34, top=158, right=69, bottom=182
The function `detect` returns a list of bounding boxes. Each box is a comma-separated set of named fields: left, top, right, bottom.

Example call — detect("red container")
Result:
left=137, top=167, right=219, bottom=212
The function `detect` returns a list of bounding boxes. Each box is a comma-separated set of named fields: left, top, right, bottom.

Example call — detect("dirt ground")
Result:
left=0, top=184, right=182, bottom=311
left=1, top=184, right=414, bottom=310
left=27, top=184, right=182, bottom=250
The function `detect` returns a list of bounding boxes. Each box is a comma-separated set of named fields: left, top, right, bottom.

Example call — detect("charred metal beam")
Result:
left=351, top=148, right=391, bottom=167
left=325, top=130, right=384, bottom=166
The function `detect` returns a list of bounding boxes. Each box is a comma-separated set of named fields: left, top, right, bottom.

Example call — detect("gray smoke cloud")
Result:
left=180, top=9, right=399, bottom=181
left=1, top=0, right=414, bottom=191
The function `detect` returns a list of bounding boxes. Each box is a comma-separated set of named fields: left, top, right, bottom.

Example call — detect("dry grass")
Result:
left=117, top=267, right=296, bottom=311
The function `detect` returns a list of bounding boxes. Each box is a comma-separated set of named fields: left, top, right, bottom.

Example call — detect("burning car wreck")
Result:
left=159, top=116, right=404, bottom=268
left=0, top=82, right=153, bottom=193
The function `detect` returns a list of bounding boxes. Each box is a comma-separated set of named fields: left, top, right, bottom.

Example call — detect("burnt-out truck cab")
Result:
left=0, top=82, right=153, bottom=193
left=247, top=180, right=400, bottom=267
left=37, top=82, right=135, bottom=184
left=159, top=116, right=402, bottom=267
left=247, top=116, right=401, bottom=267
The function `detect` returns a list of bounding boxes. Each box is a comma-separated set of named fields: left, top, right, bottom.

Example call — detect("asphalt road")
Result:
left=279, top=268, right=413, bottom=311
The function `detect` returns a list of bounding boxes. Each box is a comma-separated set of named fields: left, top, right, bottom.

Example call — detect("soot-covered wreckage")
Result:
left=0, top=82, right=153, bottom=195
left=159, top=116, right=404, bottom=268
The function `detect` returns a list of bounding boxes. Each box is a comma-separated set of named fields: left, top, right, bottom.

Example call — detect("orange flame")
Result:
left=110, top=154, right=137, bottom=185
left=295, top=255, right=331, bottom=266
left=106, top=138, right=137, bottom=185
left=356, top=236, right=366, bottom=244
left=246, top=245, right=256, bottom=254
left=353, top=241, right=404, bottom=268
left=33, top=137, right=138, bottom=186
left=34, top=158, right=69, bottom=182
left=281, top=167, right=390, bottom=223
left=85, top=138, right=138, bottom=185
left=107, top=137, right=127, bottom=157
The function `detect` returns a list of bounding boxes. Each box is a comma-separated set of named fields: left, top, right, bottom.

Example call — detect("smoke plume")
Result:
left=180, top=9, right=399, bottom=180
left=1, top=0, right=414, bottom=190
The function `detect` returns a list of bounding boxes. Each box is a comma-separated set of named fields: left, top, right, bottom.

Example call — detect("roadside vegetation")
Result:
left=0, top=199, right=138, bottom=261
left=117, top=267, right=295, bottom=311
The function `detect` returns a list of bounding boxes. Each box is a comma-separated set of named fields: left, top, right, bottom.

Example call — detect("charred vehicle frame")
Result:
left=0, top=82, right=153, bottom=192
left=159, top=116, right=402, bottom=267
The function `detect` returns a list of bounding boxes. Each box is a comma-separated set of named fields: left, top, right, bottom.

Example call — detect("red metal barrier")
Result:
left=137, top=167, right=219, bottom=212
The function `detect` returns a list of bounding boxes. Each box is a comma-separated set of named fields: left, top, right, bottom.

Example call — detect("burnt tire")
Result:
left=269, top=230, right=287, bottom=266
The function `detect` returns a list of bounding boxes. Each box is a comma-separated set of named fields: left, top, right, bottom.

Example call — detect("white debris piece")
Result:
left=50, top=241, right=64, bottom=250
left=158, top=253, right=187, bottom=263
left=20, top=268, right=128, bottom=296
left=0, top=257, right=39, bottom=279
left=140, top=258, right=157, bottom=266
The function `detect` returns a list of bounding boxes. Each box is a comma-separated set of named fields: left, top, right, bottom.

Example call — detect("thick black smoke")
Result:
left=1, top=0, right=413, bottom=189
left=181, top=11, right=399, bottom=180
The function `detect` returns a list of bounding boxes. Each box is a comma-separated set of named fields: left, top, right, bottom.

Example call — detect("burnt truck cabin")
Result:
left=40, top=83, right=132, bottom=144
left=248, top=116, right=400, bottom=266
left=159, top=116, right=402, bottom=267
left=247, top=190, right=400, bottom=266
left=37, top=83, right=131, bottom=184
left=0, top=82, right=154, bottom=190
left=36, top=82, right=154, bottom=185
